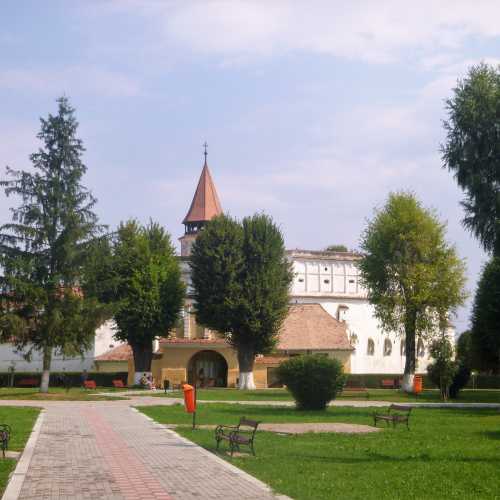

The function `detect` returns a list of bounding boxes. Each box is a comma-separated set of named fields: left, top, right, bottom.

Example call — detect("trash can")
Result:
left=413, top=375, right=423, bottom=394
left=182, top=384, right=196, bottom=413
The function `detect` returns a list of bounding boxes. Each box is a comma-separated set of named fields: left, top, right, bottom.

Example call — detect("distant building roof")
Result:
left=183, top=162, right=222, bottom=224
left=95, top=344, right=131, bottom=361
left=277, top=303, right=352, bottom=351
left=286, top=249, right=361, bottom=261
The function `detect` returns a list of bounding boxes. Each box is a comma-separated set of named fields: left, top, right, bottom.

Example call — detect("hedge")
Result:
left=0, top=371, right=128, bottom=388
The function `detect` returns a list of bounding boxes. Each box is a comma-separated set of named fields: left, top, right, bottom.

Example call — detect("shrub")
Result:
left=277, top=355, right=345, bottom=410
left=449, top=363, right=471, bottom=398
left=427, top=336, right=456, bottom=401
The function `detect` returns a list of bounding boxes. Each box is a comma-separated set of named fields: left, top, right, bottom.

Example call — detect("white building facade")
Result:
left=288, top=249, right=440, bottom=374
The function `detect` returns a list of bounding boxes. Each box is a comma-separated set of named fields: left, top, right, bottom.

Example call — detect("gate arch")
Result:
left=187, top=350, right=228, bottom=387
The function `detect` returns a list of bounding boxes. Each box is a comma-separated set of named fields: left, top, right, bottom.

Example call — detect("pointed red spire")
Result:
left=183, top=160, right=222, bottom=224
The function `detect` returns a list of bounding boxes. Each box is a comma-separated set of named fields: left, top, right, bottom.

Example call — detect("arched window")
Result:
left=367, top=338, right=375, bottom=356
left=400, top=340, right=406, bottom=356
left=417, top=339, right=425, bottom=357
left=383, top=338, right=392, bottom=356
left=350, top=333, right=358, bottom=354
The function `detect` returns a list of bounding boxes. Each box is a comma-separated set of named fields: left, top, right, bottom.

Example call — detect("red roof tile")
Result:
left=277, top=304, right=352, bottom=351
left=95, top=344, right=132, bottom=361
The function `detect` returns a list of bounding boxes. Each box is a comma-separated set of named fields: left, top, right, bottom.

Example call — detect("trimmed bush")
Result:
left=449, top=363, right=471, bottom=399
left=277, top=355, right=346, bottom=410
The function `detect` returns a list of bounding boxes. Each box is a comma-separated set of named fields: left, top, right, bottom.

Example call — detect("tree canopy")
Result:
left=359, top=192, right=466, bottom=390
left=471, top=257, right=500, bottom=374
left=442, top=63, right=500, bottom=255
left=93, top=220, right=185, bottom=382
left=0, top=97, right=107, bottom=392
left=190, top=213, right=292, bottom=389
left=325, top=244, right=349, bottom=252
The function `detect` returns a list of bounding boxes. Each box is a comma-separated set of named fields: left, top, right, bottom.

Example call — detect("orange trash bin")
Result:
left=413, top=375, right=423, bottom=394
left=182, top=384, right=196, bottom=413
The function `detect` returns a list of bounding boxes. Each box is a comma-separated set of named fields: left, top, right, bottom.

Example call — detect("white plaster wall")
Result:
left=94, top=321, right=122, bottom=357
left=0, top=344, right=95, bottom=372
left=290, top=296, right=434, bottom=374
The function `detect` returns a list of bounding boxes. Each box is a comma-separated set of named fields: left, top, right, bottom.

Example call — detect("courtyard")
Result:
left=0, top=389, right=499, bottom=499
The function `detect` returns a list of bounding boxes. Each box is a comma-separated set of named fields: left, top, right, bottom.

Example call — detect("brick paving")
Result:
left=13, top=402, right=282, bottom=500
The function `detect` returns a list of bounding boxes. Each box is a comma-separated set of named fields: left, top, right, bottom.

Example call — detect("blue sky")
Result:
left=2, top=1, right=499, bottom=332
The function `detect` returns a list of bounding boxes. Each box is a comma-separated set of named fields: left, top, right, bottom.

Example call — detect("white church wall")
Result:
left=94, top=321, right=122, bottom=357
left=288, top=252, right=439, bottom=375
left=0, top=343, right=95, bottom=372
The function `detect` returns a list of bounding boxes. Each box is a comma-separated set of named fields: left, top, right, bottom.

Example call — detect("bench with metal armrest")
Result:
left=373, top=404, right=412, bottom=429
left=215, top=417, right=260, bottom=456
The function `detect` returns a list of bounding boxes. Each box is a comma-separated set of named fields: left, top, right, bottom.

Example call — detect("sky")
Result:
left=1, top=0, right=499, bottom=332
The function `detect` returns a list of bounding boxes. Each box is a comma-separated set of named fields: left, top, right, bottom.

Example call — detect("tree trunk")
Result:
left=402, top=309, right=417, bottom=393
left=40, top=346, right=52, bottom=393
left=237, top=348, right=256, bottom=390
left=131, top=343, right=154, bottom=386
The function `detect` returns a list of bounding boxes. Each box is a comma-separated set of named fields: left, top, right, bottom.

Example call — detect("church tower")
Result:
left=180, top=145, right=222, bottom=256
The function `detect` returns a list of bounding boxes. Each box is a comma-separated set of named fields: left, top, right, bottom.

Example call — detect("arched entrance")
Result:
left=187, top=350, right=228, bottom=388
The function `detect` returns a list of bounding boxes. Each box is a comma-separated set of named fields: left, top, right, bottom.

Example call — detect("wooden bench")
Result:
left=0, top=424, right=11, bottom=458
left=373, top=404, right=412, bottom=429
left=17, top=378, right=39, bottom=387
left=83, top=380, right=97, bottom=390
left=342, top=384, right=370, bottom=399
left=215, top=417, right=260, bottom=456
left=381, top=379, right=397, bottom=389
left=112, top=380, right=125, bottom=389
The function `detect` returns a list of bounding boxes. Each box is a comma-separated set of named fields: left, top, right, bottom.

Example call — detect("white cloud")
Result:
left=103, top=0, right=500, bottom=65
left=0, top=66, right=140, bottom=97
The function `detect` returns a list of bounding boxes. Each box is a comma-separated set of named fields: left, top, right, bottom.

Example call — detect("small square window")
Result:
left=298, top=278, right=304, bottom=283
left=323, top=279, right=330, bottom=284
left=349, top=279, right=355, bottom=284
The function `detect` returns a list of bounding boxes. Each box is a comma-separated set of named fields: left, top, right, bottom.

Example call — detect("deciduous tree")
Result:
left=190, top=214, right=292, bottom=389
left=442, top=63, right=500, bottom=255
left=96, top=220, right=185, bottom=384
left=359, top=192, right=466, bottom=392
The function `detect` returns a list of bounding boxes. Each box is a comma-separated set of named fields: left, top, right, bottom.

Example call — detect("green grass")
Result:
left=0, top=407, right=40, bottom=494
left=152, top=387, right=500, bottom=404
left=0, top=387, right=127, bottom=401
left=140, top=403, right=500, bottom=499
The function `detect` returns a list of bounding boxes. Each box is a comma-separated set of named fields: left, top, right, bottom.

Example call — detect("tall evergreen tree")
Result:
left=0, top=97, right=107, bottom=392
left=471, top=257, right=500, bottom=374
left=359, top=192, right=466, bottom=391
left=95, top=220, right=185, bottom=383
left=190, top=213, right=292, bottom=389
left=442, top=63, right=500, bottom=256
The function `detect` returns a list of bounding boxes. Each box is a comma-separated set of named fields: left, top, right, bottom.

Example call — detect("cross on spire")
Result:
left=203, top=141, right=208, bottom=164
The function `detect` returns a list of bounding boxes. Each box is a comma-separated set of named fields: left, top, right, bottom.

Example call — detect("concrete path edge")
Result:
left=2, top=410, right=45, bottom=500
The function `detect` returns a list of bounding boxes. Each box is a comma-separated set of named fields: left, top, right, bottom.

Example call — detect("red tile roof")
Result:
left=159, top=337, right=227, bottom=345
left=183, top=163, right=222, bottom=224
left=277, top=303, right=352, bottom=351
left=95, top=344, right=132, bottom=361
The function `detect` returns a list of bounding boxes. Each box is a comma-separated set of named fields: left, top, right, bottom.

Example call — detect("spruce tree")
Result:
left=0, top=97, right=107, bottom=392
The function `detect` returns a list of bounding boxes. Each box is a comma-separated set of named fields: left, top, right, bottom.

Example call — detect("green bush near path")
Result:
left=0, top=407, right=40, bottom=495
left=140, top=403, right=500, bottom=499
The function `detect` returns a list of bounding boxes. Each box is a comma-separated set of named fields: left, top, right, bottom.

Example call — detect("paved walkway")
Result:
left=3, top=394, right=499, bottom=500
left=3, top=400, right=286, bottom=500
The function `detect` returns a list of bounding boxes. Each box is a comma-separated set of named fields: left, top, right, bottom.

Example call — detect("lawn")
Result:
left=0, top=387, right=127, bottom=401
left=153, top=387, right=500, bottom=404
left=0, top=407, right=40, bottom=495
left=140, top=403, right=500, bottom=499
